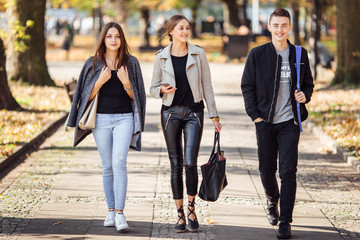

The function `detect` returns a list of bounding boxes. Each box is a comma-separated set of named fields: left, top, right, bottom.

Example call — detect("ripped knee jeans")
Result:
left=92, top=113, right=134, bottom=210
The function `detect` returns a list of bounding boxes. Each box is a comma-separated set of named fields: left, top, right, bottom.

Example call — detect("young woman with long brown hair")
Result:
left=150, top=15, right=222, bottom=233
left=67, top=22, right=146, bottom=232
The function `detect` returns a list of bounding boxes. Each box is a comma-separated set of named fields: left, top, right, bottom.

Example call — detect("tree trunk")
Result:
left=140, top=8, right=150, bottom=46
left=190, top=0, right=202, bottom=39
left=311, top=0, right=321, bottom=81
left=222, top=0, right=241, bottom=28
left=6, top=0, right=54, bottom=86
left=304, top=5, right=312, bottom=43
left=116, top=0, right=128, bottom=36
left=0, top=39, right=21, bottom=110
left=93, top=0, right=102, bottom=38
left=333, top=0, right=360, bottom=86
left=290, top=0, right=300, bottom=45
left=239, top=0, right=250, bottom=28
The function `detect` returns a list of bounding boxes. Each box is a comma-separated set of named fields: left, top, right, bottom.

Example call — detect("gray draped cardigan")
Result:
left=67, top=55, right=146, bottom=151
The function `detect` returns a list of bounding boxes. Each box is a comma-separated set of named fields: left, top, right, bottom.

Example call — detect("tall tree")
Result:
left=131, top=0, right=161, bottom=47
left=0, top=39, right=21, bottom=110
left=239, top=0, right=250, bottom=28
left=290, top=0, right=300, bottom=45
left=140, top=7, right=151, bottom=46
left=311, top=0, right=321, bottom=80
left=93, top=0, right=102, bottom=37
left=172, top=0, right=202, bottom=39
left=308, top=0, right=335, bottom=80
left=333, top=0, right=360, bottom=86
left=114, top=0, right=129, bottom=35
left=221, top=0, right=241, bottom=28
left=6, top=0, right=55, bottom=86
left=189, top=0, right=202, bottom=39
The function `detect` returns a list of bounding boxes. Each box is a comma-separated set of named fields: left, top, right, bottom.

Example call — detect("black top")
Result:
left=166, top=54, right=204, bottom=112
left=97, top=70, right=132, bottom=114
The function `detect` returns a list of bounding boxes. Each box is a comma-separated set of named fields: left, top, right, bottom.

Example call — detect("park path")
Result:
left=0, top=61, right=359, bottom=240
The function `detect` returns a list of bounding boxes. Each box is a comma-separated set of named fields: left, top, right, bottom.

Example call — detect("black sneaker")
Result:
left=266, top=201, right=279, bottom=225
left=175, top=206, right=187, bottom=233
left=277, top=221, right=291, bottom=239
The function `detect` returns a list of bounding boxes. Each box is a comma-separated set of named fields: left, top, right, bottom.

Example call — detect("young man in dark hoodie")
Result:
left=241, top=8, right=314, bottom=239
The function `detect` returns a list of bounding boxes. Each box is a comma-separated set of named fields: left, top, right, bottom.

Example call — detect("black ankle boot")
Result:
left=266, top=200, right=279, bottom=225
left=175, top=206, right=187, bottom=233
left=187, top=199, right=199, bottom=232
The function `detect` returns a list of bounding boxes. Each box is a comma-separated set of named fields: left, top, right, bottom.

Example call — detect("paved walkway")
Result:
left=0, top=62, right=359, bottom=240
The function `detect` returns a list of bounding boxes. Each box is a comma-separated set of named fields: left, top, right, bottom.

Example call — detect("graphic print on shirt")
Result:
left=281, top=64, right=291, bottom=79
left=273, top=48, right=294, bottom=124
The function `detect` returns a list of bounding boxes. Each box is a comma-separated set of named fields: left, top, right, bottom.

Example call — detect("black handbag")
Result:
left=199, top=132, right=228, bottom=202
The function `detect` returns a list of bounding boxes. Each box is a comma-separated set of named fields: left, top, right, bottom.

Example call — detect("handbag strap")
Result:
left=295, top=45, right=303, bottom=133
left=210, top=132, right=221, bottom=160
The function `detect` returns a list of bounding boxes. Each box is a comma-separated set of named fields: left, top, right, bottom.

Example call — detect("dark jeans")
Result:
left=161, top=105, right=204, bottom=200
left=255, top=118, right=300, bottom=223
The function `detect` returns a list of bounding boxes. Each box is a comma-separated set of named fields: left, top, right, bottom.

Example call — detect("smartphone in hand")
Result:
left=160, top=82, right=175, bottom=89
left=160, top=82, right=176, bottom=93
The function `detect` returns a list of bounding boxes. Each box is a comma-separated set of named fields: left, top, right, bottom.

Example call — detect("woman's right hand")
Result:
left=98, top=66, right=112, bottom=84
left=160, top=85, right=177, bottom=94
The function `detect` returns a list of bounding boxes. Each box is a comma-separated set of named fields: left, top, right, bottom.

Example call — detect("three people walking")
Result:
left=68, top=8, right=313, bottom=239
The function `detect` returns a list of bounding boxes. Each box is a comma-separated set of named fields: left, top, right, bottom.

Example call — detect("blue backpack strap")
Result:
left=295, top=45, right=303, bottom=132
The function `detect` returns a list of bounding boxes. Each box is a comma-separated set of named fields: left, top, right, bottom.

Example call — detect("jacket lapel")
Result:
left=288, top=42, right=297, bottom=88
left=186, top=43, right=199, bottom=70
left=159, top=44, right=175, bottom=78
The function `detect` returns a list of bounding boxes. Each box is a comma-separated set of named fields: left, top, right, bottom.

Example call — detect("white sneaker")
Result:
left=115, top=212, right=129, bottom=232
left=103, top=210, right=115, bottom=227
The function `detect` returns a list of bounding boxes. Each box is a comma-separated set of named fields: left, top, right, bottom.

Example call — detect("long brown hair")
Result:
left=92, top=22, right=130, bottom=72
left=162, top=15, right=190, bottom=42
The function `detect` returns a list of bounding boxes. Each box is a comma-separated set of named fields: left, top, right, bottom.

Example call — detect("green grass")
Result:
left=321, top=40, right=336, bottom=55
left=15, top=96, right=34, bottom=107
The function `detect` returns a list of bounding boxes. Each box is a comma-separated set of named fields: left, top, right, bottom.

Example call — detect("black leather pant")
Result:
left=161, top=105, right=204, bottom=200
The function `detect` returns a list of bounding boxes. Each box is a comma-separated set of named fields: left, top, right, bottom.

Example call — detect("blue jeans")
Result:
left=92, top=113, right=134, bottom=210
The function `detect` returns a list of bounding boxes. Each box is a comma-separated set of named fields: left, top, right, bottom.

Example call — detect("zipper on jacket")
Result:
left=194, top=113, right=202, bottom=127
left=165, top=113, right=172, bottom=130
left=290, top=63, right=297, bottom=123
left=267, top=54, right=279, bottom=122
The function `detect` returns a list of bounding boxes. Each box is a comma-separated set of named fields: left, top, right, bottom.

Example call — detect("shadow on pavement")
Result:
left=0, top=218, right=346, bottom=239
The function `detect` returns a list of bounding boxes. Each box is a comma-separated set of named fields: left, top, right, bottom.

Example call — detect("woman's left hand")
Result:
left=117, top=66, right=131, bottom=89
left=212, top=120, right=222, bottom=132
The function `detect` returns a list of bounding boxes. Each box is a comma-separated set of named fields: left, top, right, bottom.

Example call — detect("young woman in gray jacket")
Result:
left=67, top=22, right=146, bottom=232
left=150, top=15, right=221, bottom=233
